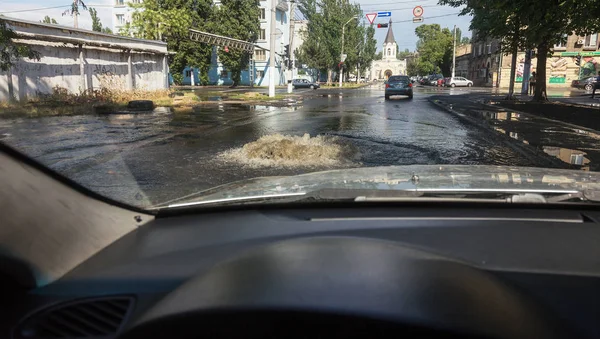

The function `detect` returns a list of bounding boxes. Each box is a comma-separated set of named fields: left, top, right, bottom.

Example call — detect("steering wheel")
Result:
left=120, top=237, right=569, bottom=339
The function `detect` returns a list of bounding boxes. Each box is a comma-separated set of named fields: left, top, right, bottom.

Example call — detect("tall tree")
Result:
left=460, top=37, right=471, bottom=45
left=212, top=0, right=260, bottom=87
left=41, top=16, right=58, bottom=24
left=397, top=48, right=411, bottom=60
left=297, top=0, right=364, bottom=84
left=414, top=24, right=453, bottom=75
left=1, top=19, right=40, bottom=72
left=62, top=0, right=87, bottom=28
left=440, top=0, right=600, bottom=101
left=89, top=8, right=102, bottom=32
left=124, top=0, right=214, bottom=85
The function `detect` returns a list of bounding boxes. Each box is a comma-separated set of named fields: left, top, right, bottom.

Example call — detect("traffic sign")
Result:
left=366, top=13, right=377, bottom=24
left=413, top=6, right=424, bottom=17
left=412, top=17, right=424, bottom=23
left=377, top=11, right=391, bottom=17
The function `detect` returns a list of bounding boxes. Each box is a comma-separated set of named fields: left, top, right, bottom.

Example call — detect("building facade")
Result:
left=112, top=0, right=293, bottom=86
left=498, top=32, right=600, bottom=88
left=370, top=20, right=407, bottom=80
left=1, top=17, right=168, bottom=101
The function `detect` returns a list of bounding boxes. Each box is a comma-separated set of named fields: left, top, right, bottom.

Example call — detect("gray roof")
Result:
left=384, top=19, right=395, bottom=44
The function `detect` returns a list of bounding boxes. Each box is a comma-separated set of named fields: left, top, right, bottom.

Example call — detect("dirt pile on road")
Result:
left=220, top=133, right=359, bottom=167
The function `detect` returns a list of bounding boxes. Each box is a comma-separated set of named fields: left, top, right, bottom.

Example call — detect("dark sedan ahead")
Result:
left=571, top=77, right=597, bottom=91
left=385, top=75, right=413, bottom=100
left=292, top=79, right=320, bottom=89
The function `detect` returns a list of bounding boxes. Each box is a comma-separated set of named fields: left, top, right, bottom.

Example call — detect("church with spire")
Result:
left=369, top=19, right=407, bottom=80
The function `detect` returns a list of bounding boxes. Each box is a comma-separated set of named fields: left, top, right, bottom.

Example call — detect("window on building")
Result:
left=486, top=44, right=491, bottom=54
left=387, top=48, right=391, bottom=56
left=115, top=0, right=124, bottom=5
left=259, top=29, right=266, bottom=40
left=255, top=49, right=266, bottom=61
left=220, top=70, right=228, bottom=78
left=584, top=33, right=598, bottom=48
left=116, top=14, right=125, bottom=25
left=478, top=44, right=482, bottom=56
left=257, top=70, right=265, bottom=78
left=259, top=8, right=266, bottom=20
left=185, top=70, right=191, bottom=78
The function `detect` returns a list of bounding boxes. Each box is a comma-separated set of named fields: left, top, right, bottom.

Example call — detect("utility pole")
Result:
left=268, top=0, right=277, bottom=97
left=289, top=0, right=296, bottom=81
left=451, top=25, right=456, bottom=79
left=339, top=16, right=357, bottom=88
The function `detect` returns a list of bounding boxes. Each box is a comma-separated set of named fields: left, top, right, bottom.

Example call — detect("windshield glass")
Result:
left=2, top=0, right=600, bottom=209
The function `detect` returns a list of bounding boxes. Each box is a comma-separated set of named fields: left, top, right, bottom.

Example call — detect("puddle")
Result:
left=219, top=133, right=360, bottom=168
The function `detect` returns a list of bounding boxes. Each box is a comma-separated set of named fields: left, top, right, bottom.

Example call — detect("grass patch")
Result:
left=227, top=92, right=287, bottom=101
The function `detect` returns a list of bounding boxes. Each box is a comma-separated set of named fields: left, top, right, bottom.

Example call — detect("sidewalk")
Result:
left=429, top=94, right=600, bottom=171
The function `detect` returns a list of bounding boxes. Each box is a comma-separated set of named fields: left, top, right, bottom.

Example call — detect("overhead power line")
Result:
left=0, top=4, right=72, bottom=14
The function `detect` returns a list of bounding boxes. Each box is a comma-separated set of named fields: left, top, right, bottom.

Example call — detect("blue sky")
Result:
left=1, top=0, right=471, bottom=51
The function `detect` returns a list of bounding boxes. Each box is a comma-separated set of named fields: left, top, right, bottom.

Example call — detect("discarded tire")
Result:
left=127, top=100, right=154, bottom=111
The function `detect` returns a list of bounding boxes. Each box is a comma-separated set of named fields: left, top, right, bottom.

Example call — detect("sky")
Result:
left=1, top=0, right=471, bottom=52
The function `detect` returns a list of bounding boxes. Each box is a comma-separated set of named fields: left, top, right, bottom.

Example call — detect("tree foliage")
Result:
left=396, top=48, right=411, bottom=60
left=124, top=0, right=258, bottom=86
left=296, top=0, right=375, bottom=84
left=0, top=19, right=40, bottom=72
left=212, top=0, right=260, bottom=86
left=414, top=24, right=453, bottom=75
left=439, top=0, right=600, bottom=100
left=89, top=8, right=102, bottom=32
left=41, top=16, right=58, bottom=24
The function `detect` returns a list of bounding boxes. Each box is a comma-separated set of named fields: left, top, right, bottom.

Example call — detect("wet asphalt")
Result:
left=0, top=85, right=589, bottom=207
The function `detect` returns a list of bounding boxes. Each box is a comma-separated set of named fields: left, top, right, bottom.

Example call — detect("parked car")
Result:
left=571, top=77, right=598, bottom=91
left=427, top=74, right=444, bottom=86
left=292, top=79, right=320, bottom=89
left=385, top=75, right=413, bottom=100
left=446, top=77, right=474, bottom=87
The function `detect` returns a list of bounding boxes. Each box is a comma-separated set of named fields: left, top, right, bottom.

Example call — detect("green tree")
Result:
left=124, top=0, right=214, bottom=85
left=101, top=27, right=113, bottom=34
left=439, top=0, right=600, bottom=101
left=211, top=0, right=260, bottom=86
left=1, top=19, right=40, bottom=72
left=89, top=8, right=102, bottom=32
left=460, top=37, right=471, bottom=45
left=414, top=24, right=453, bottom=75
left=397, top=48, right=411, bottom=60
left=41, top=16, right=58, bottom=24
left=373, top=51, right=382, bottom=60
left=297, top=0, right=365, bottom=84
left=62, top=0, right=87, bottom=28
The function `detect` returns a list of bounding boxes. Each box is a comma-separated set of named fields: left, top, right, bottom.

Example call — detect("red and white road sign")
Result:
left=413, top=6, right=424, bottom=17
left=366, top=13, right=377, bottom=25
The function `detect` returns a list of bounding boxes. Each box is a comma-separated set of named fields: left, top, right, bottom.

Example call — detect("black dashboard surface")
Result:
left=5, top=206, right=600, bottom=339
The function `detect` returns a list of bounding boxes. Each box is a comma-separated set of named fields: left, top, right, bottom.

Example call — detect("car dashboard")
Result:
left=3, top=205, right=600, bottom=339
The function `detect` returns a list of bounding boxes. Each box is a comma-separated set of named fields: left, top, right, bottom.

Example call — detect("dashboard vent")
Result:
left=15, top=296, right=134, bottom=339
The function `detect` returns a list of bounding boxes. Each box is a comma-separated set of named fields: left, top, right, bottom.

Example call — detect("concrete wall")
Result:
left=1, top=17, right=168, bottom=101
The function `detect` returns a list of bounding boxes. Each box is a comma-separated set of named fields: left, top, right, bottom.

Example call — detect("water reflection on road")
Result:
left=0, top=87, right=573, bottom=206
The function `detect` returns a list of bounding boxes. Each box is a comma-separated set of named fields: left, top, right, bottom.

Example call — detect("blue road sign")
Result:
left=377, top=11, right=391, bottom=17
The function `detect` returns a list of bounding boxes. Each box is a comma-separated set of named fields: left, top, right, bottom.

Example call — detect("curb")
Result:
left=428, top=98, right=571, bottom=169
left=478, top=99, right=600, bottom=135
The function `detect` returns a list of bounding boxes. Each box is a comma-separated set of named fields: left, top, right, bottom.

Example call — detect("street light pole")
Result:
left=268, top=0, right=277, bottom=97
left=339, top=16, right=358, bottom=88
left=451, top=25, right=456, bottom=79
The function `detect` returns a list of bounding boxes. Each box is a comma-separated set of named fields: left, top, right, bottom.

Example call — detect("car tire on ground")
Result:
left=310, top=85, right=315, bottom=90
left=408, top=95, right=413, bottom=99
left=385, top=95, right=390, bottom=101
left=451, top=83, right=456, bottom=88
left=585, top=84, right=593, bottom=91
left=467, top=83, right=473, bottom=87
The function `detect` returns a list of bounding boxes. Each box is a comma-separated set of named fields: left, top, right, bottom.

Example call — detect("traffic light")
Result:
left=284, top=44, right=290, bottom=58
left=575, top=55, right=581, bottom=66
left=377, top=23, right=388, bottom=28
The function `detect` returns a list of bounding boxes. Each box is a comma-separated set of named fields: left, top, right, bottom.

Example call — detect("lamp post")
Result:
left=339, top=16, right=358, bottom=88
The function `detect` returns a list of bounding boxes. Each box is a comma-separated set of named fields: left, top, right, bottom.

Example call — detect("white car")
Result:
left=446, top=77, right=473, bottom=87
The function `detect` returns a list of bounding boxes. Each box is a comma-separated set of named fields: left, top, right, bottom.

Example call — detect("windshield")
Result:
left=2, top=0, right=600, bottom=209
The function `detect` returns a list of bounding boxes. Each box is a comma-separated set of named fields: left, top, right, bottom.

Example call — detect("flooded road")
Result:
left=0, top=86, right=557, bottom=207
